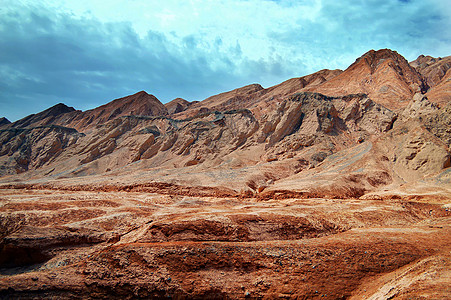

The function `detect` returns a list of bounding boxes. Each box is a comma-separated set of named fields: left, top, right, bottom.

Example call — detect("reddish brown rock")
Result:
left=410, top=54, right=451, bottom=88
left=5, top=103, right=77, bottom=129
left=306, top=49, right=428, bottom=110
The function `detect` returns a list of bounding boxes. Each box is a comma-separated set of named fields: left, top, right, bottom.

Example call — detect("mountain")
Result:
left=410, top=55, right=451, bottom=106
left=4, top=91, right=168, bottom=133
left=425, top=69, right=451, bottom=106
left=410, top=54, right=451, bottom=87
left=1, top=49, right=449, bottom=184
left=0, top=117, right=10, bottom=127
left=165, top=98, right=194, bottom=114
left=174, top=69, right=343, bottom=120
left=5, top=103, right=76, bottom=129
left=62, top=91, right=168, bottom=131
left=305, top=49, right=428, bottom=110
left=0, top=49, right=450, bottom=299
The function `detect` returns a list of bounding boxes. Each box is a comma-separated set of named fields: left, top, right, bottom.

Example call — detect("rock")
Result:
left=402, top=93, right=440, bottom=119
left=0, top=126, right=83, bottom=174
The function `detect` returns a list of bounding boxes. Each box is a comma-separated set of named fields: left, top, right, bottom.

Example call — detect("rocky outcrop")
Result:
left=175, top=69, right=343, bottom=120
left=63, top=91, right=168, bottom=131
left=402, top=94, right=451, bottom=147
left=424, top=68, right=451, bottom=107
left=410, top=55, right=451, bottom=106
left=332, top=93, right=396, bottom=135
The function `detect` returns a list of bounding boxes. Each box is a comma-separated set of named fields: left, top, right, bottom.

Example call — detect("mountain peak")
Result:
left=352, top=49, right=406, bottom=73
left=133, top=90, right=150, bottom=97
left=165, top=98, right=193, bottom=115
left=49, top=103, right=76, bottom=114
left=0, top=117, right=11, bottom=126
left=307, top=48, right=427, bottom=109
left=6, top=102, right=76, bottom=129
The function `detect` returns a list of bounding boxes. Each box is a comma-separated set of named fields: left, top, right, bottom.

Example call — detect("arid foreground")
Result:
left=0, top=49, right=450, bottom=298
left=0, top=185, right=450, bottom=299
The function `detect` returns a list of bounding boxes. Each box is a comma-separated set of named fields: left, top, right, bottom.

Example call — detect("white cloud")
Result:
left=0, top=0, right=449, bottom=121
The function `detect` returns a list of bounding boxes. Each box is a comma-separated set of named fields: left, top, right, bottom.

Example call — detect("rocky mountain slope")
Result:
left=0, top=49, right=450, bottom=299
left=304, top=49, right=428, bottom=110
left=410, top=54, right=451, bottom=106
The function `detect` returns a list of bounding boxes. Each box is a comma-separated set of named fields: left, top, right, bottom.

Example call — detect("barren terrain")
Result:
left=0, top=186, right=450, bottom=299
left=0, top=49, right=450, bottom=299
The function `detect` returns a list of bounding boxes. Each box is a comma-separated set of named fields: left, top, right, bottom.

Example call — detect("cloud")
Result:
left=0, top=3, right=302, bottom=121
left=268, top=0, right=450, bottom=69
left=0, top=0, right=449, bottom=121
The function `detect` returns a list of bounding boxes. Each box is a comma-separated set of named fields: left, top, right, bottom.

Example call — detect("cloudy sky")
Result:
left=1, top=0, right=450, bottom=121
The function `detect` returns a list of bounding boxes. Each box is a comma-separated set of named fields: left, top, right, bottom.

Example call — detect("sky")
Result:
left=1, top=0, right=450, bottom=121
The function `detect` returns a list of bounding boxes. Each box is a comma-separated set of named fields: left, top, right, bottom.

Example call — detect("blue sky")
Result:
left=1, top=0, right=450, bottom=121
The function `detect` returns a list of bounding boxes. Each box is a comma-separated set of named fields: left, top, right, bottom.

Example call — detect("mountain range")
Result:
left=0, top=49, right=450, bottom=299
left=1, top=49, right=449, bottom=196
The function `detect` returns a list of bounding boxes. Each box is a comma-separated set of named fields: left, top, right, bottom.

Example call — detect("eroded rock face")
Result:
left=410, top=54, right=451, bottom=88
left=5, top=103, right=77, bottom=129
left=393, top=129, right=450, bottom=180
left=0, top=91, right=400, bottom=180
left=402, top=94, right=451, bottom=147
left=0, top=126, right=83, bottom=174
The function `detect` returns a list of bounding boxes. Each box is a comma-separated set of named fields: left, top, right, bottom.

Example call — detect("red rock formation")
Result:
left=306, top=49, right=427, bottom=110
left=5, top=103, right=76, bottom=129
left=410, top=54, right=451, bottom=87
